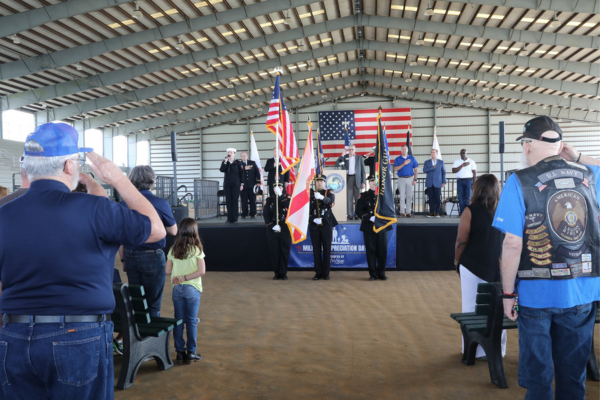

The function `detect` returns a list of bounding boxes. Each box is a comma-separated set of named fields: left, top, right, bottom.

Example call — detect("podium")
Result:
left=323, top=168, right=347, bottom=222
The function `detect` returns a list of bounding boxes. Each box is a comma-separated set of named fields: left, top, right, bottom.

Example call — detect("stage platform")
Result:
left=194, top=216, right=458, bottom=272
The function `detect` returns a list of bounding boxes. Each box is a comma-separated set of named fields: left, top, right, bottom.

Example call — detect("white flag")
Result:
left=432, top=126, right=442, bottom=160
left=250, top=132, right=264, bottom=187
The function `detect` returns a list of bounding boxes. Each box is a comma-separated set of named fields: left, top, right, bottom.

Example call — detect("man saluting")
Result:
left=309, top=174, right=338, bottom=280
left=356, top=175, right=391, bottom=280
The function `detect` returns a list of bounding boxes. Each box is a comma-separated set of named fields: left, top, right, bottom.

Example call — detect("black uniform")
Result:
left=356, top=189, right=391, bottom=279
left=239, top=159, right=261, bottom=218
left=263, top=193, right=292, bottom=279
left=219, top=158, right=242, bottom=222
left=309, top=188, right=338, bottom=279
left=364, top=155, right=375, bottom=176
left=264, top=158, right=290, bottom=196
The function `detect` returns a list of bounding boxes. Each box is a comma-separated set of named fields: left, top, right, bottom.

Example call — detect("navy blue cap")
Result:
left=24, top=122, right=93, bottom=157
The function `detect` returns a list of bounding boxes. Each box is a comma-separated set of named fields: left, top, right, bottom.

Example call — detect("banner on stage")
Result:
left=289, top=224, right=396, bottom=268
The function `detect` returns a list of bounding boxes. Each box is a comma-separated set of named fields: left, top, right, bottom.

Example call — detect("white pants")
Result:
left=460, top=265, right=507, bottom=358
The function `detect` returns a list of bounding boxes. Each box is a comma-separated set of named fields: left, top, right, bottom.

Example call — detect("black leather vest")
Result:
left=514, top=156, right=600, bottom=280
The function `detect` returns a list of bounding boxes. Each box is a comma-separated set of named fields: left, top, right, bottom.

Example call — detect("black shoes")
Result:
left=176, top=351, right=186, bottom=365
left=273, top=275, right=279, bottom=280
left=281, top=275, right=288, bottom=281
left=313, top=275, right=320, bottom=280
left=186, top=352, right=202, bottom=363
left=241, top=216, right=246, bottom=219
left=324, top=276, right=330, bottom=280
left=369, top=277, right=376, bottom=281
left=379, top=275, right=388, bottom=281
left=250, top=215, right=256, bottom=219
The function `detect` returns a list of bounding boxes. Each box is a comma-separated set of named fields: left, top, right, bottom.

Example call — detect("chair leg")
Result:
left=588, top=339, right=600, bottom=381
left=481, top=337, right=509, bottom=389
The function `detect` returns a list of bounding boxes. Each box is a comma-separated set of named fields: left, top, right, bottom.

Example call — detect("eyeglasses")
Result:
left=520, top=139, right=532, bottom=147
left=63, top=156, right=85, bottom=171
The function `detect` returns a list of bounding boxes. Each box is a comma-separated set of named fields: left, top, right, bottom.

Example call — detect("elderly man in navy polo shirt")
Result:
left=393, top=144, right=419, bottom=217
left=0, top=123, right=165, bottom=399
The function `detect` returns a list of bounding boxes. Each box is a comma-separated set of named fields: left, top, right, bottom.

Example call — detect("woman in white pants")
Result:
left=454, top=174, right=506, bottom=359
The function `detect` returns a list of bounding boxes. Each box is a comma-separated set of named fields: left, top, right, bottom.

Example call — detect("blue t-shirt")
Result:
left=0, top=180, right=152, bottom=315
left=493, top=165, right=600, bottom=308
left=393, top=155, right=419, bottom=177
left=122, top=190, right=176, bottom=250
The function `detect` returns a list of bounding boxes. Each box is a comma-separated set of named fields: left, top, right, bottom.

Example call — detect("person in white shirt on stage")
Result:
left=451, top=149, right=477, bottom=216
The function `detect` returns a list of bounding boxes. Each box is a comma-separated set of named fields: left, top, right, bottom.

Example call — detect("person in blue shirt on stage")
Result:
left=119, top=165, right=178, bottom=318
left=492, top=116, right=600, bottom=399
left=423, top=149, right=446, bottom=217
left=0, top=122, right=166, bottom=399
left=393, top=145, right=419, bottom=217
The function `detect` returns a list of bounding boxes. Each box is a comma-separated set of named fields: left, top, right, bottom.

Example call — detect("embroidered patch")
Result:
left=531, top=258, right=552, bottom=266
left=518, top=270, right=535, bottom=278
left=554, top=178, right=575, bottom=189
left=530, top=252, right=552, bottom=259
left=528, top=232, right=549, bottom=241
left=582, top=177, right=590, bottom=188
left=551, top=268, right=571, bottom=276
left=547, top=190, right=587, bottom=243
left=538, top=169, right=584, bottom=183
left=526, top=238, right=551, bottom=247
left=582, top=253, right=592, bottom=262
left=571, top=264, right=583, bottom=276
left=525, top=213, right=545, bottom=229
left=582, top=262, right=592, bottom=273
left=538, top=184, right=548, bottom=192
left=552, top=263, right=567, bottom=269
left=528, top=244, right=553, bottom=253
left=532, top=268, right=552, bottom=278
left=525, top=225, right=547, bottom=235
left=555, top=243, right=587, bottom=259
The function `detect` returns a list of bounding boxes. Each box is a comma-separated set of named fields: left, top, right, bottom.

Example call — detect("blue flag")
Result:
left=374, top=113, right=397, bottom=232
left=315, top=130, right=325, bottom=176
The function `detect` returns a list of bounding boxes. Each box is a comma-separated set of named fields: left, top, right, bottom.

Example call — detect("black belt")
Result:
left=398, top=175, right=413, bottom=178
left=126, top=249, right=162, bottom=253
left=458, top=178, right=473, bottom=180
left=348, top=174, right=355, bottom=176
left=4, top=314, right=110, bottom=323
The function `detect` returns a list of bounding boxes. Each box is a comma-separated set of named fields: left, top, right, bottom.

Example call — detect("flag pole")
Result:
left=309, top=116, right=322, bottom=226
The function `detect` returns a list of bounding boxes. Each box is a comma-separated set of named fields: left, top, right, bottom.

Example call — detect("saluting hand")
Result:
left=87, top=152, right=127, bottom=187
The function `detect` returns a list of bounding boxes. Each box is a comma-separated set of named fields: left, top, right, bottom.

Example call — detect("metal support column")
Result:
left=199, top=128, right=203, bottom=179
left=127, top=135, right=137, bottom=167
left=103, top=130, right=113, bottom=161
left=487, top=109, right=492, bottom=175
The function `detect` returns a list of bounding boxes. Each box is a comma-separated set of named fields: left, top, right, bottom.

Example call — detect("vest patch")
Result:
left=582, top=254, right=591, bottom=262
left=555, top=243, right=587, bottom=259
left=528, top=244, right=553, bottom=253
left=530, top=257, right=552, bottom=266
left=548, top=190, right=587, bottom=243
left=538, top=169, right=584, bottom=184
left=527, top=238, right=551, bottom=247
left=571, top=264, right=583, bottom=276
left=552, top=263, right=567, bottom=269
left=525, top=225, right=547, bottom=235
left=528, top=232, right=549, bottom=241
left=551, top=268, right=571, bottom=276
left=525, top=213, right=545, bottom=229
left=532, top=268, right=551, bottom=278
left=530, top=252, right=552, bottom=259
left=555, top=178, right=575, bottom=189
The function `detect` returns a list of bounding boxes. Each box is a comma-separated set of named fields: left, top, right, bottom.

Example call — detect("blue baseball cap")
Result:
left=24, top=122, right=93, bottom=157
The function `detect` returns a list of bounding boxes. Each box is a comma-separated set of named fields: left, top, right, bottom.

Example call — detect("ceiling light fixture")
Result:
left=482, top=84, right=490, bottom=92
left=307, top=62, right=315, bottom=71
left=550, top=13, right=560, bottom=28
left=206, top=62, right=214, bottom=73
left=470, top=96, right=476, bottom=103
left=10, top=35, right=21, bottom=44
left=75, top=63, right=83, bottom=71
left=410, top=58, right=417, bottom=67
left=424, top=1, right=434, bottom=16
left=498, top=66, right=507, bottom=76
left=542, top=105, right=547, bottom=109
left=132, top=0, right=143, bottom=19
left=175, top=36, right=184, bottom=51
left=315, top=77, right=322, bottom=86
left=563, top=94, right=569, bottom=99
left=416, top=34, right=424, bottom=46
left=284, top=10, right=292, bottom=25
left=245, top=94, right=251, bottom=102
left=393, top=97, right=397, bottom=104
left=401, top=90, right=408, bottom=95
left=405, top=77, right=412, bottom=82
left=322, top=94, right=328, bottom=98
left=227, top=79, right=234, bottom=88
left=257, top=107, right=263, bottom=112
left=519, top=44, right=528, bottom=55
left=298, top=40, right=305, bottom=52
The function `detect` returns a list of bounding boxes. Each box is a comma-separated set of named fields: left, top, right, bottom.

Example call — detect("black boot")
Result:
left=186, top=351, right=202, bottom=363
left=176, top=351, right=186, bottom=365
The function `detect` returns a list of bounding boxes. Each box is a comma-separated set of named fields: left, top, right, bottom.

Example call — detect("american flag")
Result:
left=266, top=74, right=299, bottom=181
left=318, top=108, right=412, bottom=166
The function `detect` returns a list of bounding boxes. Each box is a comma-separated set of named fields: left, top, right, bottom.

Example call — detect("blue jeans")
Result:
left=172, top=285, right=201, bottom=353
left=517, top=302, right=596, bottom=399
left=125, top=249, right=166, bottom=317
left=0, top=319, right=113, bottom=399
left=457, top=178, right=472, bottom=214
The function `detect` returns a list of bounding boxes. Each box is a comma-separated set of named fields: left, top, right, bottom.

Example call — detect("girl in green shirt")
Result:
left=166, top=218, right=206, bottom=364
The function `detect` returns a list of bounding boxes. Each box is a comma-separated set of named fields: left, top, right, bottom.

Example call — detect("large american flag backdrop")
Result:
left=318, top=108, right=412, bottom=166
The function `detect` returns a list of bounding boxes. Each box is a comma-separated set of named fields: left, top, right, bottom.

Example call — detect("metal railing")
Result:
left=194, top=179, right=219, bottom=220
left=155, top=176, right=176, bottom=206
left=393, top=177, right=458, bottom=215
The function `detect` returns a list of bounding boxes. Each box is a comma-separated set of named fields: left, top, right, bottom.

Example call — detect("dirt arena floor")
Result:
left=114, top=271, right=600, bottom=400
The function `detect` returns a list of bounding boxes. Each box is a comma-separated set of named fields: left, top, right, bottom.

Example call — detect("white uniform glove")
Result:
left=339, top=162, right=345, bottom=166
left=314, top=192, right=324, bottom=200
left=313, top=218, right=323, bottom=225
left=370, top=216, right=376, bottom=222
left=272, top=225, right=281, bottom=232
left=274, top=186, right=283, bottom=196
